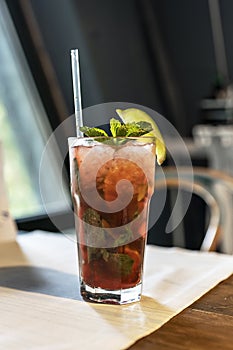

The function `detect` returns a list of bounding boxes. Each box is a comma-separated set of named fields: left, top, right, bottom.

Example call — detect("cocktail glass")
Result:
left=69, top=136, right=156, bottom=304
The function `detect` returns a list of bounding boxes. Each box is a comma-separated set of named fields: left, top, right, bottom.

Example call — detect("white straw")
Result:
left=71, top=49, right=83, bottom=137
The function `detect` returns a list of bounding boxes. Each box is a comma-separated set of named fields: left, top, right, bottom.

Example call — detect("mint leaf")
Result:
left=83, top=208, right=106, bottom=249
left=136, top=121, right=153, bottom=132
left=83, top=208, right=102, bottom=227
left=114, top=227, right=133, bottom=246
left=87, top=247, right=109, bottom=263
left=110, top=118, right=127, bottom=136
left=87, top=249, right=134, bottom=276
left=109, top=253, right=134, bottom=276
left=80, top=126, right=108, bottom=137
left=110, top=118, right=120, bottom=136
left=110, top=118, right=153, bottom=137
left=125, top=121, right=153, bottom=136
left=82, top=208, right=134, bottom=276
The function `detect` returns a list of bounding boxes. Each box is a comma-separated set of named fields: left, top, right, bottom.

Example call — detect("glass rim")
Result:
left=68, top=135, right=156, bottom=147
left=68, top=135, right=156, bottom=140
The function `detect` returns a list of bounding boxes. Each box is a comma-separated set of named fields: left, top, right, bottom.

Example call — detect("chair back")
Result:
left=149, top=167, right=233, bottom=252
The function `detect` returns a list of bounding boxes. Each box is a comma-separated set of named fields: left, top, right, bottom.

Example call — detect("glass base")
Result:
left=80, top=281, right=142, bottom=305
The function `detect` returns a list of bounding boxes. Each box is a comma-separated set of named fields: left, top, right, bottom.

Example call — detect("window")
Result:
left=0, top=1, right=70, bottom=228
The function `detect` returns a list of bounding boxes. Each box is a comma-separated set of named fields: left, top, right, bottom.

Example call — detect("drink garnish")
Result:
left=80, top=118, right=152, bottom=138
left=79, top=108, right=166, bottom=165
left=116, top=108, right=166, bottom=165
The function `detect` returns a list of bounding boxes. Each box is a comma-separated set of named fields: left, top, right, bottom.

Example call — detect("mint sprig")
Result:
left=79, top=126, right=108, bottom=137
left=82, top=206, right=135, bottom=276
left=80, top=118, right=152, bottom=138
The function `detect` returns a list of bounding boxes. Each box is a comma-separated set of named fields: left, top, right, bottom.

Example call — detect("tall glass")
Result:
left=69, top=136, right=156, bottom=304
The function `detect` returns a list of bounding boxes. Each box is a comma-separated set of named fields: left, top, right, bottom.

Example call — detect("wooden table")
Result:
left=1, top=233, right=233, bottom=350
left=130, top=274, right=233, bottom=349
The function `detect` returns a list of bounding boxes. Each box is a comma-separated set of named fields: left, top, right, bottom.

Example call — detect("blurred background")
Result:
left=1, top=0, right=233, bottom=252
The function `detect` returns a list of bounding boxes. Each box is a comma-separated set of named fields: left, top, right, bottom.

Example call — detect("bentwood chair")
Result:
left=148, top=167, right=233, bottom=253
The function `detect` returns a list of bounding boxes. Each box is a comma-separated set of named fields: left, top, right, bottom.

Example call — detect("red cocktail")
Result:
left=69, top=136, right=155, bottom=304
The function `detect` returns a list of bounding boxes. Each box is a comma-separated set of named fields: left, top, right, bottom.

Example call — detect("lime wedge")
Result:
left=116, top=108, right=166, bottom=165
